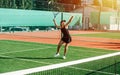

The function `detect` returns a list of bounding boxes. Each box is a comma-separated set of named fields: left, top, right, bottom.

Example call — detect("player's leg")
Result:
left=63, top=43, right=69, bottom=59
left=54, top=40, right=64, bottom=57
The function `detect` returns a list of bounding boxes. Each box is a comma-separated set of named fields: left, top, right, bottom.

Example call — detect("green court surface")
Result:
left=30, top=55, right=120, bottom=75
left=0, top=40, right=119, bottom=75
left=73, top=32, right=120, bottom=39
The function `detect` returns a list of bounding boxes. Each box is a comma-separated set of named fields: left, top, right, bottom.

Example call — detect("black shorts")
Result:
left=61, top=37, right=72, bottom=43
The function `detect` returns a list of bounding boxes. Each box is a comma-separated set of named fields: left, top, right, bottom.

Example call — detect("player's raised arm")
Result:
left=65, top=16, right=73, bottom=27
left=53, top=19, right=61, bottom=28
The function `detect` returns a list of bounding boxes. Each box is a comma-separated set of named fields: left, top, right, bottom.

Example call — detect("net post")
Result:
left=0, top=25, right=2, bottom=33
left=114, top=56, right=117, bottom=75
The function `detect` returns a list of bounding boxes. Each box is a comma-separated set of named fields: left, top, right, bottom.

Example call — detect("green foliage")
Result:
left=0, top=0, right=16, bottom=8
left=0, top=0, right=33, bottom=10
left=47, top=0, right=64, bottom=12
left=21, top=0, right=33, bottom=9
left=0, top=0, right=65, bottom=11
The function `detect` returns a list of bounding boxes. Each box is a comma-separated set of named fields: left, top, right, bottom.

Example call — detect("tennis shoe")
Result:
left=63, top=56, right=66, bottom=59
left=54, top=53, right=60, bottom=57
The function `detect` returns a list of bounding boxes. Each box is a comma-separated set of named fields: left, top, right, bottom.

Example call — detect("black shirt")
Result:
left=61, top=27, right=71, bottom=38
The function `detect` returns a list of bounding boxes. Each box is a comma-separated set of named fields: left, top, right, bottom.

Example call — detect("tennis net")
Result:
left=1, top=52, right=120, bottom=75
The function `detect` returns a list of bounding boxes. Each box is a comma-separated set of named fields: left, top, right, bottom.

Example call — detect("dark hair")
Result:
left=60, top=20, right=66, bottom=23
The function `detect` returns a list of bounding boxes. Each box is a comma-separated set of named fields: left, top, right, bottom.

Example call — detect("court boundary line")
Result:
left=0, top=47, right=113, bottom=66
left=0, top=40, right=119, bottom=75
left=71, top=48, right=110, bottom=54
left=0, top=40, right=56, bottom=54
left=0, top=57, right=117, bottom=75
left=0, top=40, right=54, bottom=47
left=0, top=46, right=109, bottom=55
left=1, top=52, right=120, bottom=75
left=0, top=40, right=110, bottom=55
left=0, top=46, right=54, bottom=55
left=0, top=55, right=52, bottom=65
left=0, top=42, right=110, bottom=54
left=0, top=46, right=55, bottom=65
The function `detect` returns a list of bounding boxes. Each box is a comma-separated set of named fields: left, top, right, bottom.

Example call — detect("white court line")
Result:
left=0, top=40, right=119, bottom=75
left=0, top=55, right=52, bottom=65
left=0, top=45, right=108, bottom=55
left=71, top=48, right=110, bottom=54
left=1, top=52, right=120, bottom=75
left=0, top=47, right=54, bottom=65
left=0, top=47, right=54, bottom=66
left=0, top=40, right=51, bottom=47
left=0, top=46, right=54, bottom=55
left=1, top=40, right=111, bottom=54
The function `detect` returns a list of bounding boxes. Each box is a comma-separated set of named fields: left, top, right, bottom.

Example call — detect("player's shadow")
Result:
left=0, top=57, right=11, bottom=59
left=0, top=56, right=62, bottom=60
left=16, top=57, right=62, bottom=59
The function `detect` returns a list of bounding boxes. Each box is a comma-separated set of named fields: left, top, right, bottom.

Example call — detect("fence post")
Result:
left=0, top=25, right=2, bottom=32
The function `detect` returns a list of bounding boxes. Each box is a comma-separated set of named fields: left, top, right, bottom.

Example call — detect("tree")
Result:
left=0, top=0, right=33, bottom=10
left=15, top=0, right=22, bottom=8
left=48, top=0, right=64, bottom=12
left=21, top=0, right=33, bottom=10
left=0, top=0, right=4, bottom=7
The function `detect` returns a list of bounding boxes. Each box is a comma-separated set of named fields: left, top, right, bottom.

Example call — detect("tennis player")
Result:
left=53, top=16, right=73, bottom=59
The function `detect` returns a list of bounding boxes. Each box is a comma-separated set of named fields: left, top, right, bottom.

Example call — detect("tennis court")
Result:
left=0, top=8, right=120, bottom=75
left=0, top=40, right=120, bottom=75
